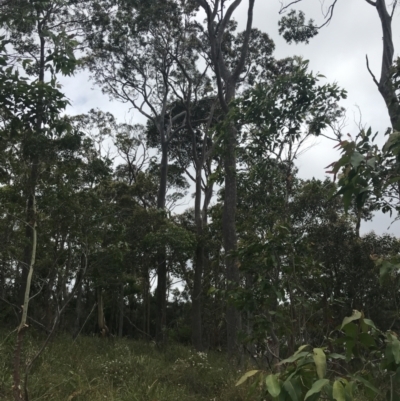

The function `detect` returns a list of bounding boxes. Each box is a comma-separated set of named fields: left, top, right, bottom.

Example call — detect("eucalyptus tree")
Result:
left=191, top=0, right=286, bottom=356
left=0, top=0, right=84, bottom=321
left=147, top=91, right=221, bottom=350
left=84, top=0, right=203, bottom=342
left=231, top=56, right=346, bottom=361
left=191, top=0, right=255, bottom=356
left=279, top=0, right=400, bottom=132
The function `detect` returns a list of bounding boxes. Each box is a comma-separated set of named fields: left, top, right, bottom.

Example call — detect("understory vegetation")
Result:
left=0, top=333, right=256, bottom=401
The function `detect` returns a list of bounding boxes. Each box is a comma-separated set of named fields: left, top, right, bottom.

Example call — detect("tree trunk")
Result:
left=372, top=0, right=400, bottom=131
left=13, top=195, right=37, bottom=401
left=18, top=31, right=45, bottom=311
left=155, top=140, right=168, bottom=343
left=97, top=288, right=109, bottom=337
left=192, top=169, right=204, bottom=350
left=72, top=255, right=86, bottom=339
left=194, top=0, right=255, bottom=358
left=72, top=280, right=83, bottom=339
left=118, top=283, right=124, bottom=338
left=223, top=120, right=241, bottom=356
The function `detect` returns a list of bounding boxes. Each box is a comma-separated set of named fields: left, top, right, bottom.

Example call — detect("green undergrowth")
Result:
left=0, top=331, right=260, bottom=401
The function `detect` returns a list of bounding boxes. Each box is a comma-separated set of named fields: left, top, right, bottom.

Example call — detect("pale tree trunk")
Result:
left=18, top=30, right=45, bottom=309
left=13, top=26, right=46, bottom=401
left=13, top=196, right=37, bottom=401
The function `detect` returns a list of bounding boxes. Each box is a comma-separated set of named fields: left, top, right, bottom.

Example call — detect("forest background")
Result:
left=1, top=0, right=400, bottom=400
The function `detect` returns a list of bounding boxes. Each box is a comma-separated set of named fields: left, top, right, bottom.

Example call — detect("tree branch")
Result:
left=366, top=54, right=379, bottom=87
left=391, top=0, right=398, bottom=18
left=279, top=0, right=303, bottom=14
left=232, top=0, right=255, bottom=82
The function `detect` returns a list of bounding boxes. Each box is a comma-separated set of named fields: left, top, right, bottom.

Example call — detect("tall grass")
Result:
left=0, top=331, right=260, bottom=401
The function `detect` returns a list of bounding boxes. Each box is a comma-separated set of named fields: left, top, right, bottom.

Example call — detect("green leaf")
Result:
left=362, top=318, right=377, bottom=330
left=266, top=374, right=281, bottom=397
left=235, top=370, right=259, bottom=386
left=341, top=310, right=362, bottom=329
left=333, top=380, right=346, bottom=401
left=313, top=348, right=327, bottom=379
left=279, top=351, right=310, bottom=365
left=390, top=336, right=400, bottom=364
left=380, top=261, right=400, bottom=282
left=305, top=379, right=330, bottom=400
left=359, top=333, right=376, bottom=348
left=342, top=323, right=358, bottom=339
left=294, top=345, right=310, bottom=355
left=350, top=151, right=364, bottom=168
left=283, top=379, right=300, bottom=401
left=353, top=376, right=380, bottom=394
left=327, top=353, right=346, bottom=360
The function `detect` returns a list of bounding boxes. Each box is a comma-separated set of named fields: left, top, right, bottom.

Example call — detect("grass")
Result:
left=0, top=331, right=261, bottom=401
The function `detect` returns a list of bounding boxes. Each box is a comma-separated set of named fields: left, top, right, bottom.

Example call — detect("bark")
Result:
left=72, top=279, right=83, bottom=339
left=155, top=140, right=168, bottom=343
left=192, top=169, right=204, bottom=350
left=118, top=283, right=124, bottom=338
left=195, top=0, right=255, bottom=358
left=97, top=289, right=109, bottom=337
left=18, top=163, right=39, bottom=308
left=72, top=255, right=86, bottom=339
left=223, top=118, right=242, bottom=356
left=368, top=0, right=400, bottom=131
left=18, top=22, right=45, bottom=309
left=13, top=196, right=37, bottom=401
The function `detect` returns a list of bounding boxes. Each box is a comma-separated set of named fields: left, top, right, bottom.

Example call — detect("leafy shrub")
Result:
left=237, top=310, right=400, bottom=401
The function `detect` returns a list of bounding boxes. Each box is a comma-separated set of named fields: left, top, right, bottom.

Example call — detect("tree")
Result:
left=278, top=0, right=400, bottom=132
left=85, top=0, right=198, bottom=343
left=194, top=0, right=258, bottom=356
left=230, top=56, right=346, bottom=361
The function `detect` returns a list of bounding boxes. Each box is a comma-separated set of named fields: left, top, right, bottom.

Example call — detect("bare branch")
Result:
left=365, top=0, right=377, bottom=6
left=232, top=0, right=256, bottom=82
left=391, top=0, right=398, bottom=18
left=366, top=54, right=380, bottom=87
left=318, top=0, right=338, bottom=29
left=279, top=0, right=303, bottom=14
left=217, top=0, right=242, bottom=44
left=280, top=0, right=338, bottom=29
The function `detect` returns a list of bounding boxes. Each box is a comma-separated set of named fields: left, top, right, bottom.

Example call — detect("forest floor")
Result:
left=0, top=331, right=261, bottom=401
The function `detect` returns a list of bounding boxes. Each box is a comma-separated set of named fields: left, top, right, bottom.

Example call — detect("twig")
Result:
left=366, top=54, right=380, bottom=87
left=0, top=328, right=18, bottom=348
left=0, top=296, right=48, bottom=331
left=279, top=0, right=303, bottom=14
left=125, top=315, right=153, bottom=340
left=73, top=302, right=97, bottom=343
left=391, top=0, right=398, bottom=19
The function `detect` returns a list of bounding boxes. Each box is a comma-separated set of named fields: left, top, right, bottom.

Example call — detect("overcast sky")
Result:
left=59, top=0, right=400, bottom=235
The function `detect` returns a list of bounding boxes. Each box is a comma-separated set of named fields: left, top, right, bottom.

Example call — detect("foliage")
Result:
left=237, top=310, right=400, bottom=401
left=278, top=10, right=319, bottom=44
left=0, top=333, right=260, bottom=401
